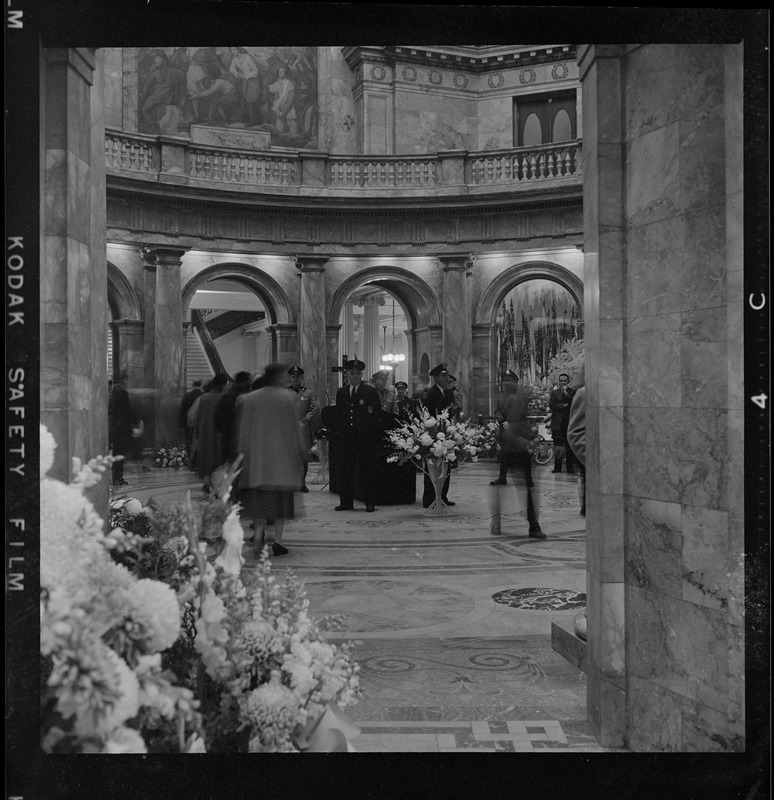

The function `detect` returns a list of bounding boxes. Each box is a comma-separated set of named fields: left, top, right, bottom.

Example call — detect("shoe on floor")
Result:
left=529, top=526, right=547, bottom=539
left=112, top=479, right=129, bottom=486
left=335, top=504, right=354, bottom=511
left=272, top=543, right=289, bottom=556
left=365, top=504, right=376, bottom=512
left=489, top=479, right=507, bottom=486
left=442, top=499, right=456, bottom=506
left=489, top=526, right=502, bottom=536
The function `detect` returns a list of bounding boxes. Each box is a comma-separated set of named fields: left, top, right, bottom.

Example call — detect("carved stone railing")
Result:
left=105, top=128, right=582, bottom=195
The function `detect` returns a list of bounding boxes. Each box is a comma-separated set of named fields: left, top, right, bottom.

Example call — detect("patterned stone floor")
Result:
left=123, top=457, right=623, bottom=753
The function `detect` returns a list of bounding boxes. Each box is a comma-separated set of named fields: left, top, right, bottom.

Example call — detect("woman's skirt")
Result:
left=239, top=487, right=295, bottom=519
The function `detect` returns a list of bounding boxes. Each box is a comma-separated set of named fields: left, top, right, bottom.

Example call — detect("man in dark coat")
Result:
left=548, top=372, right=577, bottom=473
left=214, top=371, right=252, bottom=464
left=108, top=371, right=140, bottom=486
left=488, top=370, right=545, bottom=538
left=178, top=380, right=203, bottom=451
left=332, top=359, right=381, bottom=512
left=287, top=365, right=317, bottom=492
left=419, top=363, right=461, bottom=508
left=394, top=381, right=417, bottom=422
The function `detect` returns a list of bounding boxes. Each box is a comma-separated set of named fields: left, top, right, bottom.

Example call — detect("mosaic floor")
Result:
left=123, top=457, right=623, bottom=753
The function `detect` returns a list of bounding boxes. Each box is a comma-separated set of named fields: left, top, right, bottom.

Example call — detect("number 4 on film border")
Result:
left=751, top=394, right=767, bottom=410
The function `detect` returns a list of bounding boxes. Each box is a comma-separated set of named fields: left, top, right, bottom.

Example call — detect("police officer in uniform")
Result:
left=288, top=365, right=316, bottom=492
left=333, top=359, right=381, bottom=512
left=394, top=381, right=417, bottom=422
left=419, top=363, right=461, bottom=508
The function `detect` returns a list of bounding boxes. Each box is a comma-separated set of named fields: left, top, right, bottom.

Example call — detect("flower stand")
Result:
left=424, top=457, right=452, bottom=516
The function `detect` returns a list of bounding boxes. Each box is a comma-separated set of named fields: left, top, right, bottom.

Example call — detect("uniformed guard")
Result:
left=288, top=365, right=316, bottom=492
left=332, top=359, right=381, bottom=512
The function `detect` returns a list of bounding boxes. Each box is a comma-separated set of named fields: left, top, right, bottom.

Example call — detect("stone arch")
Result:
left=181, top=262, right=295, bottom=325
left=107, top=261, right=141, bottom=320
left=327, top=265, right=441, bottom=330
left=477, top=261, right=583, bottom=326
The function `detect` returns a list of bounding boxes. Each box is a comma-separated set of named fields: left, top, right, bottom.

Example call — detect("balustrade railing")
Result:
left=105, top=129, right=581, bottom=193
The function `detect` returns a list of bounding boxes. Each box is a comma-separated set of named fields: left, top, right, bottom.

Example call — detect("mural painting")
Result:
left=137, top=46, right=319, bottom=148
left=495, top=280, right=581, bottom=388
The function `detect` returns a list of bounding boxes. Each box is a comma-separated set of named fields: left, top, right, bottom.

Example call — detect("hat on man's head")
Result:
left=447, top=374, right=457, bottom=381
left=395, top=381, right=408, bottom=389
left=288, top=365, right=304, bottom=376
left=429, top=363, right=448, bottom=377
left=502, top=369, right=519, bottom=381
left=344, top=359, right=366, bottom=371
left=372, top=370, right=389, bottom=380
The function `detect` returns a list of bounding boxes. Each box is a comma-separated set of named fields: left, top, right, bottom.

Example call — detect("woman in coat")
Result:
left=235, top=363, right=306, bottom=556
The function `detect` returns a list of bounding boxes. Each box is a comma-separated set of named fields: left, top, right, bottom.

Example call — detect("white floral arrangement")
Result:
left=385, top=407, right=500, bottom=474
left=40, top=424, right=361, bottom=754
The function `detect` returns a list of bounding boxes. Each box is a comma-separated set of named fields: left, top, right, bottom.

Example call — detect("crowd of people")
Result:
left=108, top=361, right=585, bottom=556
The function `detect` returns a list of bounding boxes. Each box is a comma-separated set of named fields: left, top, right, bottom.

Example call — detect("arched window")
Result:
left=515, top=91, right=577, bottom=147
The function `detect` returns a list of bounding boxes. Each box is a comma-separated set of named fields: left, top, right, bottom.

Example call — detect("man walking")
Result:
left=178, top=380, right=203, bottom=452
left=108, top=371, right=140, bottom=486
left=332, top=359, right=381, bottom=512
left=287, top=365, right=317, bottom=492
left=488, top=370, right=545, bottom=539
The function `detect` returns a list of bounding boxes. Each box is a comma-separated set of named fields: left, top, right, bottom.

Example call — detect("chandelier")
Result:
left=381, top=298, right=405, bottom=370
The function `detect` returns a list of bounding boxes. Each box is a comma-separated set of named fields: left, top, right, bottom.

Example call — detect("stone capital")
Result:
left=295, top=255, right=330, bottom=273
left=141, top=245, right=189, bottom=268
left=355, top=296, right=385, bottom=308
left=439, top=253, right=476, bottom=272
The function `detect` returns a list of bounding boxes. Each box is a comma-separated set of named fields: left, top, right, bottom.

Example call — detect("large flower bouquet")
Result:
left=386, top=406, right=499, bottom=470
left=40, top=425, right=360, bottom=754
left=153, top=445, right=189, bottom=469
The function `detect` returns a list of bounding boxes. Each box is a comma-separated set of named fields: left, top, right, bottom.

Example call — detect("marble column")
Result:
left=243, top=330, right=259, bottom=373
left=267, top=323, right=297, bottom=366
left=326, top=324, right=343, bottom=403
left=359, top=296, right=384, bottom=376
left=439, top=254, right=474, bottom=410
left=472, top=323, right=495, bottom=420
left=578, top=43, right=745, bottom=751
left=141, top=248, right=157, bottom=389
left=113, top=319, right=145, bottom=385
left=296, top=256, right=329, bottom=410
left=145, top=246, right=188, bottom=446
left=343, top=300, right=355, bottom=363
left=41, top=48, right=108, bottom=510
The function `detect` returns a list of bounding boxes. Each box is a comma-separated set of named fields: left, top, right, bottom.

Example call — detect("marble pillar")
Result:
left=146, top=246, right=188, bottom=446
left=359, top=296, right=384, bottom=377
left=343, top=301, right=355, bottom=363
left=439, top=254, right=475, bottom=416
left=267, top=323, right=297, bottom=367
left=41, top=48, right=108, bottom=511
left=113, top=319, right=145, bottom=384
left=296, top=256, right=329, bottom=410
left=141, top=249, right=156, bottom=389
left=326, top=325, right=343, bottom=403
left=579, top=43, right=745, bottom=751
left=472, top=323, right=494, bottom=420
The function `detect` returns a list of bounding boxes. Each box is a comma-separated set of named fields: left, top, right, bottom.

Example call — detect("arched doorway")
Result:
left=181, top=263, right=295, bottom=385
left=328, top=265, right=441, bottom=400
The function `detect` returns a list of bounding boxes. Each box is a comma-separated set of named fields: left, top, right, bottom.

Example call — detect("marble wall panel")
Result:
left=624, top=124, right=680, bottom=227
left=67, top=154, right=92, bottom=243
left=122, top=49, right=138, bottom=132
left=625, top=311, right=682, bottom=408
left=674, top=46, right=725, bottom=123
left=102, top=48, right=123, bottom=129
left=681, top=505, right=732, bottom=611
left=677, top=108, right=725, bottom=216
left=625, top=217, right=686, bottom=317
left=597, top=318, right=623, bottom=408
left=588, top=580, right=625, bottom=674
left=587, top=666, right=626, bottom=747
left=43, top=235, right=68, bottom=323
left=44, top=151, right=68, bottom=236
left=627, top=586, right=729, bottom=713
left=625, top=674, right=682, bottom=751
left=678, top=208, right=727, bottom=310
left=681, top=694, right=743, bottom=752
left=596, top=406, right=623, bottom=495
left=476, top=97, right=512, bottom=150
left=624, top=496, right=682, bottom=598
left=67, top=76, right=91, bottom=162
left=625, top=407, right=727, bottom=509
left=680, top=307, right=727, bottom=408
